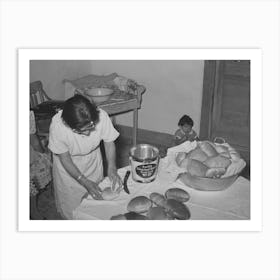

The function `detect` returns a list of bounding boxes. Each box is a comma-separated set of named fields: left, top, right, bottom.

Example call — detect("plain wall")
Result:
left=30, top=60, right=204, bottom=135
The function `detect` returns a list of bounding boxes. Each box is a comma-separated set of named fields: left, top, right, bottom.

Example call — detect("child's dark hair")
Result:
left=178, top=115, right=194, bottom=127
left=62, top=94, right=100, bottom=130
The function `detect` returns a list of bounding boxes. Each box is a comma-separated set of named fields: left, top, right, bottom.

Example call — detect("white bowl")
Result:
left=85, top=88, right=114, bottom=103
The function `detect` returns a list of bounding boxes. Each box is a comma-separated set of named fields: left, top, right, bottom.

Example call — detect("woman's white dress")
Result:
left=48, top=109, right=119, bottom=219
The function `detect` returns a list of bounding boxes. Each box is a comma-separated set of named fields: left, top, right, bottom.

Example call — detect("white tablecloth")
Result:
left=73, top=161, right=250, bottom=220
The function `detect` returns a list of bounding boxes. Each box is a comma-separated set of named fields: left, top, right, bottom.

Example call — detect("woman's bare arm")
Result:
left=103, top=141, right=122, bottom=191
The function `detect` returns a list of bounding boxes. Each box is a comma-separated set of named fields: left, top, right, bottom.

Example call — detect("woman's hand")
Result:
left=57, top=152, right=103, bottom=200
left=107, top=166, right=123, bottom=192
left=83, top=179, right=103, bottom=200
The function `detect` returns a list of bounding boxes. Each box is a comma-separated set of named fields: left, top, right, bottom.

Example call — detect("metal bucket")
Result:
left=129, top=144, right=160, bottom=183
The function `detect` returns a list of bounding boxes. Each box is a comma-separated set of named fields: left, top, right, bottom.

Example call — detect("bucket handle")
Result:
left=213, top=137, right=226, bottom=144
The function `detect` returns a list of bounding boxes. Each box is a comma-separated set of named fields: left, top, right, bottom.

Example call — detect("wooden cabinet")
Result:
left=200, top=60, right=250, bottom=161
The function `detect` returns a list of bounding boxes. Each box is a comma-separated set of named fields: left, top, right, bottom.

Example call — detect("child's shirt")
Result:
left=174, top=128, right=198, bottom=145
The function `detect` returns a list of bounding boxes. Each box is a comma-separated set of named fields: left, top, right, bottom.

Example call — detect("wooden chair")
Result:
left=30, top=81, right=52, bottom=149
left=30, top=80, right=52, bottom=108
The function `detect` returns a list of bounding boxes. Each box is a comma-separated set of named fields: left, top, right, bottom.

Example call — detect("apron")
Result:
left=52, top=147, right=103, bottom=219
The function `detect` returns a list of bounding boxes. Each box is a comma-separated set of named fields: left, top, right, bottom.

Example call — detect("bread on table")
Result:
left=186, top=147, right=208, bottom=162
left=174, top=140, right=244, bottom=178
left=205, top=167, right=226, bottom=178
left=219, top=151, right=231, bottom=158
left=127, top=196, right=152, bottom=213
left=175, top=152, right=187, bottom=166
left=179, top=157, right=190, bottom=169
left=226, top=145, right=241, bottom=161
left=177, top=156, right=208, bottom=177
left=198, top=141, right=218, bottom=157
left=165, top=199, right=191, bottom=220
left=110, top=212, right=148, bottom=220
left=124, top=212, right=149, bottom=220
left=186, top=159, right=209, bottom=177
left=204, top=155, right=231, bottom=169
left=215, top=145, right=229, bottom=154
left=229, top=151, right=241, bottom=161
left=102, top=187, right=121, bottom=201
left=147, top=206, right=171, bottom=220
left=110, top=214, right=126, bottom=220
left=149, top=192, right=168, bottom=208
left=214, top=144, right=234, bottom=159
left=165, top=188, right=190, bottom=203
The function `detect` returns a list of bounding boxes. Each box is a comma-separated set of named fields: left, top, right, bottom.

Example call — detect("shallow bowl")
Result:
left=179, top=172, right=240, bottom=191
left=85, top=88, right=113, bottom=103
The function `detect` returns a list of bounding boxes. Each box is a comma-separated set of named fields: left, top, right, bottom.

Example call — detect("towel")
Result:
left=63, top=73, right=118, bottom=90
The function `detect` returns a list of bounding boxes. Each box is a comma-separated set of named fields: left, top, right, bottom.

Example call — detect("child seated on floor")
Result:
left=173, top=114, right=199, bottom=145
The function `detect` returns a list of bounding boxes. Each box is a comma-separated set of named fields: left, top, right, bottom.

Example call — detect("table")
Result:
left=98, top=91, right=142, bottom=146
left=73, top=160, right=250, bottom=220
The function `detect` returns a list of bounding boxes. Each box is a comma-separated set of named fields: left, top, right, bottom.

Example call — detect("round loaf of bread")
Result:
left=175, top=152, right=187, bottom=166
left=165, top=199, right=191, bottom=220
left=229, top=151, right=241, bottom=161
left=187, top=159, right=209, bottom=177
left=219, top=151, right=231, bottom=158
left=199, top=141, right=218, bottom=157
left=165, top=188, right=190, bottom=203
left=187, top=147, right=208, bottom=162
left=102, top=187, right=121, bottom=201
left=110, top=214, right=126, bottom=220
left=147, top=207, right=171, bottom=220
left=127, top=196, right=152, bottom=213
left=179, top=157, right=190, bottom=169
left=149, top=192, right=168, bottom=208
left=124, top=212, right=148, bottom=220
left=204, top=155, right=231, bottom=169
left=215, top=144, right=229, bottom=154
left=205, top=167, right=226, bottom=178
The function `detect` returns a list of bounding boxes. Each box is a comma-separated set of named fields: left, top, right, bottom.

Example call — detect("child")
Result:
left=173, top=114, right=199, bottom=145
left=30, top=110, right=52, bottom=219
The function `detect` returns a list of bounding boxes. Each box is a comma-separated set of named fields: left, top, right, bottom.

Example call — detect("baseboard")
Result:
left=115, top=125, right=173, bottom=147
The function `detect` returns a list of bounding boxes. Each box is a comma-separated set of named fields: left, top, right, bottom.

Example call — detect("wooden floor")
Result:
left=33, top=134, right=250, bottom=220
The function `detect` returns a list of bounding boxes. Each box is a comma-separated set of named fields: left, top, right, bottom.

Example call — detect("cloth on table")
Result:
left=172, top=176, right=250, bottom=219
left=73, top=160, right=250, bottom=220
left=63, top=73, right=118, bottom=90
left=162, top=140, right=197, bottom=181
left=73, top=160, right=176, bottom=220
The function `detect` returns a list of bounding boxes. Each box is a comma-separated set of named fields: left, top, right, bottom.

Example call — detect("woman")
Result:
left=48, top=94, right=122, bottom=219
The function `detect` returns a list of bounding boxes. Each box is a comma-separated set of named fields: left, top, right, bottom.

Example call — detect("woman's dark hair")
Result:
left=178, top=115, right=194, bottom=127
left=61, top=94, right=100, bottom=130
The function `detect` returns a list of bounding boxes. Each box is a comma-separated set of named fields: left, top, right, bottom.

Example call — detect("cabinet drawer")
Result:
left=224, top=60, right=250, bottom=78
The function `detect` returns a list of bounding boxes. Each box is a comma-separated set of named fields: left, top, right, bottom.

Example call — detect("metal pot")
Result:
left=129, top=144, right=160, bottom=183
